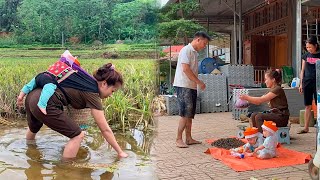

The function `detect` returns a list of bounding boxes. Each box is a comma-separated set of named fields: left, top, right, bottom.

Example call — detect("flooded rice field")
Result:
left=0, top=122, right=155, bottom=180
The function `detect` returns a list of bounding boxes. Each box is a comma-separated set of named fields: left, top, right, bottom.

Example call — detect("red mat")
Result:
left=205, top=139, right=312, bottom=172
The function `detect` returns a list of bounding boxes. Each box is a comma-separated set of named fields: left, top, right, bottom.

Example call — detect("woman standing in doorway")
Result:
left=298, top=36, right=319, bottom=134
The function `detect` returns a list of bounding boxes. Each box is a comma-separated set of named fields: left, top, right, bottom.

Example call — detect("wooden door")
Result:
left=251, top=35, right=272, bottom=67
left=274, top=35, right=288, bottom=68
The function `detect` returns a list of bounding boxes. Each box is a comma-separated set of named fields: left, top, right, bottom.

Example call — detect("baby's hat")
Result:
left=61, top=50, right=80, bottom=66
left=244, top=127, right=259, bottom=139
left=261, top=120, right=278, bottom=134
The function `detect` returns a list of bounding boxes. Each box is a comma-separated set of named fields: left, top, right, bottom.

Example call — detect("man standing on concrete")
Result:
left=173, top=31, right=211, bottom=148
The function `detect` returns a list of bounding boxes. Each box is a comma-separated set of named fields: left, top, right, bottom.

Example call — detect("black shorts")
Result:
left=303, top=81, right=317, bottom=106
left=25, top=88, right=82, bottom=138
left=175, top=87, right=197, bottom=119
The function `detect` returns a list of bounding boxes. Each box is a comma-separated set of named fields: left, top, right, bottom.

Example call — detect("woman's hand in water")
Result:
left=118, top=151, right=128, bottom=158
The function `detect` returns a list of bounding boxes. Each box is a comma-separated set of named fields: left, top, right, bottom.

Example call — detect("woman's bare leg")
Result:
left=26, top=128, right=36, bottom=140
left=303, top=105, right=312, bottom=132
left=62, top=131, right=85, bottom=159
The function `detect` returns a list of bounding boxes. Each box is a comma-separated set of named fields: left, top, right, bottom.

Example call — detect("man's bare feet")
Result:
left=176, top=139, right=188, bottom=148
left=186, top=139, right=202, bottom=145
left=38, top=107, right=47, bottom=115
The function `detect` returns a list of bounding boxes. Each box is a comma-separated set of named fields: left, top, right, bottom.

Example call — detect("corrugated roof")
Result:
left=163, top=0, right=266, bottom=33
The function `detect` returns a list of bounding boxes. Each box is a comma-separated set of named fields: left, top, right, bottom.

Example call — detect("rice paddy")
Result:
left=0, top=46, right=157, bottom=132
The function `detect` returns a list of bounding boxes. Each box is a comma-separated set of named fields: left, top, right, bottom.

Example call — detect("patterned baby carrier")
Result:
left=46, top=50, right=79, bottom=83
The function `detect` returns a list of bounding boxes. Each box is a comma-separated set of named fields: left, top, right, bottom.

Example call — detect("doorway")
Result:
left=250, top=34, right=288, bottom=68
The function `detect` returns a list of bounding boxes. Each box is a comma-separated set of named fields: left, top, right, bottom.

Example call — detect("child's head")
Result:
left=94, top=63, right=123, bottom=98
left=247, top=136, right=258, bottom=145
left=264, top=69, right=282, bottom=87
left=261, top=121, right=278, bottom=137
left=244, top=127, right=259, bottom=145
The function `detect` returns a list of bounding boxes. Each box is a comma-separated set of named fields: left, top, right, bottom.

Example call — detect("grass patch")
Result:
left=0, top=43, right=158, bottom=59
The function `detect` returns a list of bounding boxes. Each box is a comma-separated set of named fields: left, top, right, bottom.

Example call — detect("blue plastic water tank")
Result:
left=198, top=57, right=219, bottom=74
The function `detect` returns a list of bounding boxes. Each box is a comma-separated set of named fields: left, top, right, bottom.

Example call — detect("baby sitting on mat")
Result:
left=254, top=121, right=278, bottom=159
left=231, top=127, right=264, bottom=156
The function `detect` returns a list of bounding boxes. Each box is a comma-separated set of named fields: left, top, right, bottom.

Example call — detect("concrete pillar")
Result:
left=292, top=0, right=302, bottom=77
left=233, top=0, right=237, bottom=64
left=207, top=17, right=210, bottom=57
left=231, top=26, right=238, bottom=65
left=238, top=0, right=242, bottom=64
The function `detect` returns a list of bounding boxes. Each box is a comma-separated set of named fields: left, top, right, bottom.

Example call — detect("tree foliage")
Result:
left=0, top=0, right=22, bottom=32
left=111, top=0, right=157, bottom=41
left=158, top=19, right=205, bottom=42
left=0, top=0, right=158, bottom=44
left=157, top=0, right=207, bottom=44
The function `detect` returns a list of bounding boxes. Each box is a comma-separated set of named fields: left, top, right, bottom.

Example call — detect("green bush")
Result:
left=0, top=36, right=18, bottom=47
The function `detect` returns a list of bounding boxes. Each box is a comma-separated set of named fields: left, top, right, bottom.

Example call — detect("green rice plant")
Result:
left=0, top=52, right=156, bottom=132
left=87, top=60, right=157, bottom=132
left=0, top=58, right=54, bottom=117
left=105, top=91, right=135, bottom=132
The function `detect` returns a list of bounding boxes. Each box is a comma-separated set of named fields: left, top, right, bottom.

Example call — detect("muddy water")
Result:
left=0, top=122, right=155, bottom=180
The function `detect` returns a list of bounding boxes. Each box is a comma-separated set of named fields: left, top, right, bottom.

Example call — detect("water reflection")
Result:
left=0, top=124, right=155, bottom=179
left=25, top=143, right=51, bottom=180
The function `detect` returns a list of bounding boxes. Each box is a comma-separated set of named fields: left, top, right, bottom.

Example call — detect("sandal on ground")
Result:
left=297, top=129, right=308, bottom=134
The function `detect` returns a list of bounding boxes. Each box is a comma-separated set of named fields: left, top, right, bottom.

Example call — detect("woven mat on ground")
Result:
left=205, top=139, right=312, bottom=172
